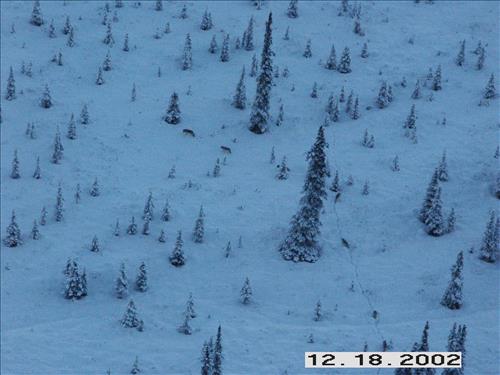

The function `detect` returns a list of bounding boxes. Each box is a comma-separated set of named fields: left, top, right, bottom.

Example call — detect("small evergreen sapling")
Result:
left=90, top=235, right=100, bottom=252
left=232, top=67, right=246, bottom=109
left=186, top=293, right=196, bottom=318
left=158, top=229, right=166, bottom=242
left=220, top=34, right=230, bottom=62
left=142, top=217, right=150, bottom=235
left=303, top=39, right=312, bottom=58
left=90, top=178, right=100, bottom=197
left=200, top=10, right=213, bottom=30
left=325, top=44, right=337, bottom=70
left=116, top=263, right=129, bottom=298
left=177, top=309, right=192, bottom=335
left=67, top=27, right=75, bottom=47
left=476, top=46, right=485, bottom=70
left=313, top=300, right=322, bottom=321
left=361, top=42, right=368, bottom=58
left=52, top=129, right=64, bottom=164
left=55, top=185, right=64, bottom=222
left=411, top=80, right=421, bottom=99
left=419, top=169, right=439, bottom=223
left=425, top=187, right=445, bottom=236
left=3, top=211, right=22, bottom=247
left=75, top=184, right=81, bottom=204
left=33, top=157, right=41, bottom=179
left=431, top=65, right=442, bottom=91
left=455, top=40, right=465, bottom=66
left=123, top=33, right=129, bottom=52
left=114, top=219, right=120, bottom=236
left=170, top=230, right=185, bottom=267
left=130, top=357, right=140, bottom=375
left=330, top=171, right=341, bottom=192
left=213, top=158, right=221, bottom=177
left=441, top=251, right=464, bottom=310
left=208, top=35, right=218, bottom=54
left=338, top=47, right=352, bottom=73
left=276, top=156, right=290, bottom=180
left=161, top=200, right=171, bottom=221
left=182, top=34, right=192, bottom=70
left=479, top=210, right=499, bottom=263
left=135, top=262, right=148, bottom=292
left=96, top=67, right=105, bottom=85
left=80, top=104, right=90, bottom=125
left=127, top=216, right=138, bottom=235
left=437, top=152, right=449, bottom=181
left=391, top=155, right=400, bottom=172
left=30, top=0, right=44, bottom=26
left=121, top=299, right=143, bottom=330
left=193, top=206, right=205, bottom=243
left=103, top=22, right=114, bottom=45
left=287, top=0, right=299, bottom=18
left=31, top=220, right=41, bottom=240
left=240, top=277, right=253, bottom=304
left=164, top=93, right=181, bottom=124
left=143, top=192, right=154, bottom=220
left=103, top=50, right=112, bottom=71
left=10, top=150, right=20, bottom=179
left=40, top=84, right=52, bottom=108
left=5, top=66, right=16, bottom=101
left=40, top=207, right=47, bottom=226
left=483, top=73, right=496, bottom=99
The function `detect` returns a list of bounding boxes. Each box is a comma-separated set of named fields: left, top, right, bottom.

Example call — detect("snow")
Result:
left=1, top=1, right=499, bottom=374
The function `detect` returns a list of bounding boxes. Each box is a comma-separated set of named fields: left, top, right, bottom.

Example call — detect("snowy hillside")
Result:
left=1, top=1, right=499, bottom=374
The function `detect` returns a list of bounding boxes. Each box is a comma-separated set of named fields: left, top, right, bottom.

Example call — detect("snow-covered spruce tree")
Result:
left=441, top=251, right=464, bottom=310
left=170, top=230, right=185, bottom=267
left=240, top=277, right=253, bottom=304
left=64, top=261, right=87, bottom=300
left=360, top=42, right=368, bottom=58
left=476, top=46, right=485, bottom=70
left=155, top=0, right=163, bottom=11
left=57, top=51, right=63, bottom=66
left=456, top=40, right=465, bottom=66
left=168, top=165, right=176, bottom=178
left=186, top=293, right=196, bottom=318
left=243, top=16, right=254, bottom=51
left=103, top=50, right=112, bottom=71
left=164, top=92, right=181, bottom=124
left=220, top=34, right=230, bottom=62
left=33, top=156, right=41, bottom=179
left=30, top=0, right=44, bottom=26
left=90, top=235, right=100, bottom=252
left=89, top=178, right=100, bottom=197
left=411, top=80, right=421, bottom=99
left=276, top=104, right=284, bottom=126
left=208, top=35, right=218, bottom=54
left=115, top=0, right=123, bottom=8
left=446, top=208, right=456, bottom=233
left=213, top=158, right=221, bottom=177
left=142, top=217, right=150, bottom=235
left=283, top=26, right=290, bottom=41
left=276, top=156, right=290, bottom=180
left=376, top=81, right=389, bottom=109
left=164, top=22, right=171, bottom=34
left=66, top=26, right=75, bottom=47
left=201, top=342, right=211, bottom=375
left=10, top=150, right=20, bottom=179
left=300, top=37, right=313, bottom=58
left=123, top=33, right=129, bottom=52
left=180, top=4, right=188, bottom=18
left=193, top=206, right=205, bottom=243
left=419, top=169, right=439, bottom=223
left=339, top=86, right=345, bottom=102
left=249, top=12, right=273, bottom=134
left=40, top=207, right=47, bottom=226
left=362, top=129, right=374, bottom=148
left=3, top=211, right=22, bottom=247
left=200, top=10, right=213, bottom=30
left=66, top=114, right=76, bottom=140
left=345, top=91, right=353, bottom=113
left=40, top=84, right=52, bottom=108
left=353, top=15, right=364, bottom=35
left=31, top=219, right=41, bottom=240
left=325, top=44, right=337, bottom=70
left=116, top=263, right=128, bottom=299
left=135, top=262, right=148, bottom=292
left=338, top=47, right=352, bottom=73
left=287, top=0, right=299, bottom=18
left=387, top=85, right=393, bottom=103
left=442, top=324, right=466, bottom=375
left=270, top=146, right=276, bottom=164
left=425, top=187, right=445, bottom=236
left=362, top=180, right=370, bottom=195
left=48, top=20, right=56, bottom=37
left=177, top=309, right=192, bottom=335
left=52, top=129, right=64, bottom=164
left=437, top=151, right=449, bottom=182
left=161, top=200, right=171, bottom=221
left=55, top=185, right=64, bottom=222
left=5, top=66, right=16, bottom=101
left=250, top=53, right=258, bottom=77
left=131, top=83, right=136, bottom=102
left=483, top=73, right=496, bottom=99
left=479, top=210, right=499, bottom=263
left=121, top=299, right=143, bottom=331
left=75, top=184, right=81, bottom=204
left=213, top=326, right=223, bottom=375
left=127, top=216, right=138, bottom=235
left=313, top=300, right=322, bottom=321
left=80, top=104, right=90, bottom=124
left=279, top=126, right=328, bottom=262
left=63, top=16, right=71, bottom=35
left=130, top=356, right=140, bottom=375
left=113, top=219, right=120, bottom=236
left=391, top=155, right=400, bottom=172
left=431, top=64, right=442, bottom=91
left=351, top=97, right=360, bottom=119
left=403, top=104, right=416, bottom=129
left=182, top=33, right=192, bottom=70
left=310, top=82, right=318, bottom=98
left=330, top=170, right=341, bottom=192
left=224, top=241, right=232, bottom=257
left=143, top=192, right=154, bottom=220
left=103, top=22, right=114, bottom=45
left=158, top=229, right=166, bottom=242
left=96, top=67, right=105, bottom=85
left=232, top=67, right=246, bottom=109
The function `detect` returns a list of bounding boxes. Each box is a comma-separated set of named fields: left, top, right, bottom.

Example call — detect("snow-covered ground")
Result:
left=1, top=1, right=499, bottom=374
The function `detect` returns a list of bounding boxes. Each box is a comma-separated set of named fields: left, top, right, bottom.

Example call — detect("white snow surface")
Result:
left=1, top=1, right=499, bottom=374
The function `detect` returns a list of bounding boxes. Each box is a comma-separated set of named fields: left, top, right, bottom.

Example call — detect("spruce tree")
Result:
left=208, top=35, right=218, bottom=54
left=276, top=156, right=290, bottom=180
left=276, top=104, right=284, bottom=126
left=103, top=50, right=112, bottom=71
left=135, top=262, right=148, bottom=292
left=270, top=146, right=276, bottom=164
left=411, top=80, right=421, bottom=99
left=158, top=229, right=166, bottom=242
left=177, top=309, right=192, bottom=335
left=130, top=356, right=140, bottom=375
left=479, top=210, right=499, bottom=263
left=303, top=39, right=312, bottom=58
left=80, top=104, right=90, bottom=125
left=31, top=219, right=41, bottom=240
left=55, top=185, right=64, bottom=222
left=201, top=342, right=211, bottom=375
left=182, top=33, right=192, bottom=70
left=362, top=180, right=370, bottom=195
left=127, top=216, right=138, bottom=235
left=224, top=241, right=232, bottom=257
left=66, top=26, right=75, bottom=47
left=483, top=73, right=496, bottom=99
left=437, top=152, right=449, bottom=182
left=143, top=192, right=154, bottom=220
left=351, top=96, right=360, bottom=119
left=240, top=277, right=253, bottom=304
left=330, top=171, right=341, bottom=192
left=5, top=66, right=16, bottom=100
left=90, top=178, right=100, bottom=197
left=180, top=4, right=188, bottom=19
left=161, top=200, right=171, bottom=221
left=33, top=156, right=41, bottom=179
left=325, top=44, right=337, bottom=70
left=90, top=235, right=100, bottom=252
left=391, top=155, right=400, bottom=172
left=360, top=42, right=368, bottom=58
left=155, top=0, right=163, bottom=11
left=403, top=104, right=417, bottom=129
left=186, top=293, right=196, bottom=318
left=287, top=0, right=299, bottom=18
left=170, top=230, right=185, bottom=267
left=249, top=13, right=273, bottom=134
left=455, top=40, right=465, bottom=66
left=66, top=114, right=76, bottom=140
left=10, top=150, right=20, bottom=179
left=96, top=67, right=105, bottom=85
left=164, top=92, right=181, bottom=124
left=310, top=82, right=318, bottom=98
left=376, top=81, right=389, bottom=109
left=250, top=53, right=258, bottom=77
left=30, top=0, right=44, bottom=26
left=114, top=219, right=120, bottom=236
left=121, top=299, right=143, bottom=330
left=476, top=46, right=485, bottom=70
left=243, top=16, right=254, bottom=51
left=3, top=211, right=22, bottom=247
left=212, top=326, right=223, bottom=375
left=40, top=206, right=47, bottom=226
left=313, top=300, right=322, bottom=321
left=116, top=263, right=128, bottom=299
left=48, top=19, right=56, bottom=37
left=425, top=187, right=445, bottom=236
left=419, top=169, right=439, bottom=223
left=441, top=251, right=464, bottom=310
left=431, top=65, right=442, bottom=91
left=338, top=47, right=352, bottom=73
left=232, top=67, right=246, bottom=109
left=40, top=84, right=52, bottom=108
left=220, top=34, right=230, bottom=62
left=193, top=206, right=205, bottom=243
left=123, top=33, right=129, bottom=52
left=63, top=16, right=71, bottom=35
left=279, top=126, right=328, bottom=262
left=200, top=10, right=213, bottom=30
left=213, top=158, right=221, bottom=177
left=142, top=217, right=150, bottom=235
left=103, top=21, right=114, bottom=45
left=64, top=260, right=87, bottom=300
